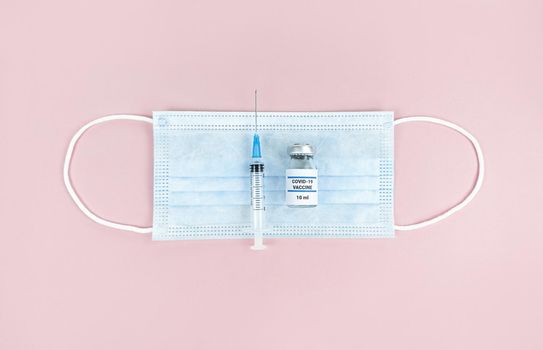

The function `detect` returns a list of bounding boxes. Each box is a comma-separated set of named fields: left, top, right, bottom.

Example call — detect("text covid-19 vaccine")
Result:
left=286, top=144, right=318, bottom=208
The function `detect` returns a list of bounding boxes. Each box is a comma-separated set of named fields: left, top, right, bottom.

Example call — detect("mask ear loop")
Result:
left=63, top=115, right=153, bottom=234
left=393, top=116, right=485, bottom=231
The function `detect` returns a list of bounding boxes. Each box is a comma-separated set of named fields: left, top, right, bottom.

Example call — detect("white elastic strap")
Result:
left=393, top=116, right=485, bottom=231
left=63, top=115, right=153, bottom=234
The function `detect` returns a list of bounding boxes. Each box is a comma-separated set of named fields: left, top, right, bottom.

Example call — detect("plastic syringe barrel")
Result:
left=250, top=162, right=265, bottom=249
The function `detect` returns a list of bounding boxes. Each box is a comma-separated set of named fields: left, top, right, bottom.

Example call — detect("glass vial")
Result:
left=286, top=144, right=318, bottom=208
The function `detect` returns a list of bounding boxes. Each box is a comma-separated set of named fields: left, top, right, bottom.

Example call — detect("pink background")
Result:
left=1, top=0, right=542, bottom=349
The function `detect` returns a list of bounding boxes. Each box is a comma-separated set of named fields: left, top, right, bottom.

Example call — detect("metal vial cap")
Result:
left=288, top=143, right=315, bottom=156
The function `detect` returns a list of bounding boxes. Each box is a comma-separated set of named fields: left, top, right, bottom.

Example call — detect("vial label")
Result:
left=285, top=169, right=318, bottom=206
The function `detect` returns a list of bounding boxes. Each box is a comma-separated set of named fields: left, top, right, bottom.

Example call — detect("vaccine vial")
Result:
left=286, top=144, right=318, bottom=208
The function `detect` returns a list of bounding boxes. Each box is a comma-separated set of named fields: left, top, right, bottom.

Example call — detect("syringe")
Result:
left=250, top=90, right=266, bottom=250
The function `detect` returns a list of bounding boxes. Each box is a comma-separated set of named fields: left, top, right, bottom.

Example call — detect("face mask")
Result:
left=63, top=112, right=484, bottom=245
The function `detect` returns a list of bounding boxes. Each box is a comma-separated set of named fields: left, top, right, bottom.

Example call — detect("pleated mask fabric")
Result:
left=152, top=111, right=394, bottom=240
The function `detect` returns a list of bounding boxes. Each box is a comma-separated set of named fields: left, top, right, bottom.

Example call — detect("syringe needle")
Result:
left=254, top=89, right=258, bottom=133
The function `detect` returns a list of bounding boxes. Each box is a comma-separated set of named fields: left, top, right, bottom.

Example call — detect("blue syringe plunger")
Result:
left=252, top=134, right=262, bottom=159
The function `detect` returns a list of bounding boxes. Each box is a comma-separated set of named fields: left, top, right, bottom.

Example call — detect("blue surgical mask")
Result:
left=63, top=112, right=484, bottom=244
